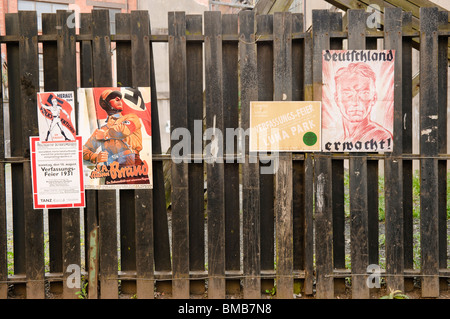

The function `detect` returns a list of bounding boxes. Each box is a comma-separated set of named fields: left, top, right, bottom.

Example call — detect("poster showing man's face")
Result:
left=334, top=63, right=377, bottom=123
left=322, top=50, right=395, bottom=152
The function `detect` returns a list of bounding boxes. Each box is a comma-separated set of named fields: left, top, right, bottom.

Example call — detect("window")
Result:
left=18, top=0, right=69, bottom=31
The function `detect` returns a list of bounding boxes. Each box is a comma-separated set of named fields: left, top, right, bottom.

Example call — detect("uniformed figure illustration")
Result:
left=39, top=95, right=71, bottom=141
left=83, top=89, right=149, bottom=184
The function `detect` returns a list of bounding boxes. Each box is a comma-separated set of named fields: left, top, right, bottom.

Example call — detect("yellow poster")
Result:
left=250, top=101, right=321, bottom=152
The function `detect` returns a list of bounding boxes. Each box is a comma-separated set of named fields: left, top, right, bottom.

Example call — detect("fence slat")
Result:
left=401, top=13, right=414, bottom=291
left=41, top=13, right=64, bottom=294
left=91, top=9, right=118, bottom=299
left=329, top=11, right=346, bottom=295
left=347, top=9, right=370, bottom=299
left=240, top=10, right=261, bottom=299
left=291, top=13, right=306, bottom=296
left=204, top=11, right=226, bottom=299
left=273, top=11, right=293, bottom=299
left=0, top=24, right=6, bottom=298
left=55, top=10, right=82, bottom=299
left=302, top=13, right=315, bottom=296
left=169, top=11, right=190, bottom=299
left=78, top=13, right=100, bottom=299
left=115, top=12, right=136, bottom=297
left=17, top=11, right=45, bottom=299
left=222, top=14, right=240, bottom=295
left=365, top=20, right=380, bottom=269
left=186, top=14, right=205, bottom=295
left=436, top=10, right=448, bottom=291
left=256, top=14, right=274, bottom=294
left=419, top=7, right=440, bottom=298
left=130, top=10, right=155, bottom=300
left=312, top=9, right=334, bottom=299
left=384, top=7, right=405, bottom=293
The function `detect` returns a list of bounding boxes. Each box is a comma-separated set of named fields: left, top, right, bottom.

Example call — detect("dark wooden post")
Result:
left=347, top=9, right=370, bottom=299
left=6, top=11, right=45, bottom=299
left=256, top=13, right=274, bottom=294
left=222, top=13, right=241, bottom=295
left=169, top=11, right=190, bottom=299
left=273, top=11, right=294, bottom=299
left=186, top=14, right=205, bottom=295
left=384, top=7, right=405, bottom=293
left=419, top=7, right=440, bottom=298
left=312, top=9, right=334, bottom=299
left=130, top=10, right=155, bottom=299
left=239, top=10, right=261, bottom=299
left=91, top=9, right=118, bottom=299
left=204, top=10, right=226, bottom=299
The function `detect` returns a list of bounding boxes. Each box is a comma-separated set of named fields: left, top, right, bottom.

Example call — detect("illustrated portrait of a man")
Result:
left=334, top=62, right=393, bottom=143
left=322, top=49, right=395, bottom=152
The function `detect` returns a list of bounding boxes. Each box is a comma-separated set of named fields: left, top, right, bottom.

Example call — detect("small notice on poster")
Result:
left=249, top=101, right=322, bottom=152
left=30, top=136, right=85, bottom=209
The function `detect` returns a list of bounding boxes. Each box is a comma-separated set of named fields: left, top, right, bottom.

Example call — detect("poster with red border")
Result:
left=37, top=91, right=76, bottom=142
left=30, top=136, right=85, bottom=209
left=78, top=87, right=153, bottom=189
left=322, top=49, right=395, bottom=152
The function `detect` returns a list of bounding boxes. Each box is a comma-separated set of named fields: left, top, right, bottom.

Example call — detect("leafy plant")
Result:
left=75, top=280, right=89, bottom=299
left=380, top=289, right=409, bottom=299
left=265, top=286, right=276, bottom=297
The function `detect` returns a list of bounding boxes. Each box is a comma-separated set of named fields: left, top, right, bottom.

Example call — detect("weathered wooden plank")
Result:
left=240, top=10, right=261, bottom=299
left=41, top=13, right=64, bottom=295
left=0, top=31, right=7, bottom=299
left=419, top=7, right=440, bottom=298
left=130, top=10, right=155, bottom=300
left=401, top=12, right=414, bottom=282
left=256, top=15, right=274, bottom=291
left=115, top=13, right=132, bottom=88
left=436, top=10, right=448, bottom=290
left=384, top=7, right=405, bottom=294
left=114, top=12, right=136, bottom=297
left=79, top=14, right=99, bottom=294
left=291, top=14, right=306, bottom=295
left=169, top=11, right=190, bottom=299
left=347, top=9, right=370, bottom=300
left=17, top=11, right=45, bottom=299
left=204, top=10, right=226, bottom=299
left=302, top=16, right=314, bottom=295
left=91, top=9, right=118, bottom=299
left=273, top=11, right=293, bottom=299
left=312, top=9, right=334, bottom=299
left=222, top=13, right=240, bottom=295
left=56, top=10, right=81, bottom=299
left=80, top=13, right=93, bottom=89
left=328, top=12, right=346, bottom=295
left=186, top=15, right=205, bottom=295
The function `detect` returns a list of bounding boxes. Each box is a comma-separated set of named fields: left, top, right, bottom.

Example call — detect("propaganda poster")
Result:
left=37, top=91, right=76, bottom=142
left=78, top=87, right=153, bottom=189
left=322, top=50, right=395, bottom=152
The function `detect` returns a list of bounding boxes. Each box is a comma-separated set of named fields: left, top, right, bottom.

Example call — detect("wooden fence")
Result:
left=0, top=7, right=448, bottom=299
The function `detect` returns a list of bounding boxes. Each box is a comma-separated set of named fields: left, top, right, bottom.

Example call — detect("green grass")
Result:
left=344, top=169, right=450, bottom=221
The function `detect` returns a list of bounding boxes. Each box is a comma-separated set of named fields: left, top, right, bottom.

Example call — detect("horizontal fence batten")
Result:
left=0, top=29, right=434, bottom=44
